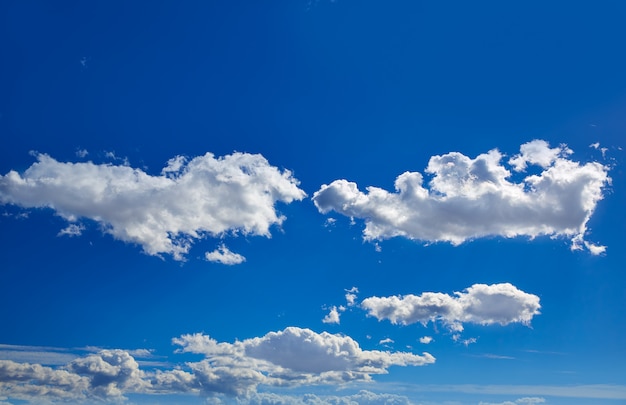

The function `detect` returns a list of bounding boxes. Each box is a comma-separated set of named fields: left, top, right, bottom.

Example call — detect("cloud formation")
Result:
left=419, top=336, right=433, bottom=344
left=479, top=398, right=546, bottom=405
left=322, top=306, right=341, bottom=324
left=173, top=327, right=434, bottom=396
left=246, top=390, right=413, bottom=405
left=0, top=152, right=306, bottom=260
left=361, top=283, right=540, bottom=332
left=312, top=140, right=610, bottom=254
left=0, top=328, right=434, bottom=403
left=0, top=349, right=148, bottom=402
left=205, top=244, right=246, bottom=265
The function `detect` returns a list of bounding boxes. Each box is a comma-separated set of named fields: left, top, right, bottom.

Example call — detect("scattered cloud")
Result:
left=378, top=338, right=394, bottom=346
left=453, top=335, right=477, bottom=346
left=0, top=349, right=148, bottom=402
left=57, top=223, right=85, bottom=237
left=472, top=353, right=516, bottom=360
left=419, top=336, right=433, bottom=344
left=0, top=329, right=435, bottom=403
left=172, top=327, right=434, bottom=396
left=584, top=241, right=606, bottom=255
left=75, top=149, right=89, bottom=158
left=312, top=140, right=610, bottom=254
left=589, top=142, right=608, bottom=158
left=361, top=283, right=540, bottom=332
left=246, top=390, right=413, bottom=405
left=345, top=287, right=358, bottom=307
left=205, top=244, right=246, bottom=265
left=479, top=397, right=545, bottom=405
left=0, top=152, right=306, bottom=260
left=322, top=306, right=341, bottom=324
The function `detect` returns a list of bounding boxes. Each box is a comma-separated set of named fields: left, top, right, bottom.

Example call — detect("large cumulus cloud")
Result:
left=312, top=140, right=610, bottom=254
left=0, top=152, right=306, bottom=260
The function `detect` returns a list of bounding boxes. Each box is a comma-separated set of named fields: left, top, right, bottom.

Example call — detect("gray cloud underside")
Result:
left=313, top=140, right=610, bottom=254
left=0, top=327, right=434, bottom=403
left=361, top=283, right=541, bottom=332
left=0, top=152, right=306, bottom=260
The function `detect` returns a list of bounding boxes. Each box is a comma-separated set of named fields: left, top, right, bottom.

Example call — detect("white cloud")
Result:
left=454, top=336, right=477, bottom=346
left=345, top=287, right=359, bottom=306
left=361, top=283, right=540, bottom=332
left=0, top=349, right=149, bottom=402
left=0, top=329, right=434, bottom=403
left=322, top=306, right=341, bottom=324
left=66, top=349, right=149, bottom=397
left=312, top=140, right=610, bottom=254
left=75, top=149, right=89, bottom=158
left=205, top=244, right=246, bottom=265
left=584, top=241, right=606, bottom=255
left=378, top=338, right=394, bottom=345
left=0, top=152, right=306, bottom=260
left=479, top=398, right=545, bottom=405
left=419, top=336, right=433, bottom=344
left=589, top=142, right=608, bottom=158
left=57, top=223, right=85, bottom=237
left=508, top=140, right=569, bottom=171
left=173, top=327, right=434, bottom=396
left=246, top=390, right=413, bottom=405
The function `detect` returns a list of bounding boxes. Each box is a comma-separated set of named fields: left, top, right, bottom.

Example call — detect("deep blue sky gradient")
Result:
left=1, top=1, right=625, bottom=404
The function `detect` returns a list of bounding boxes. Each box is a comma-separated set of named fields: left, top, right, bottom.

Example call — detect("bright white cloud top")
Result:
left=0, top=328, right=435, bottom=403
left=313, top=140, right=610, bottom=253
left=0, top=152, right=306, bottom=260
left=361, top=283, right=540, bottom=332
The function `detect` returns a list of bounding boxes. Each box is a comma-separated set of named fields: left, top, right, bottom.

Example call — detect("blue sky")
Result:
left=0, top=1, right=625, bottom=404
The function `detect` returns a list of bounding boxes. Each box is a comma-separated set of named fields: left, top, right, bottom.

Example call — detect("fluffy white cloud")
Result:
left=419, top=336, right=433, bottom=344
left=0, top=349, right=149, bottom=402
left=322, top=306, right=341, bottom=324
left=312, top=140, right=609, bottom=253
left=173, top=327, right=434, bottom=396
left=361, top=283, right=540, bottom=332
left=66, top=349, right=149, bottom=397
left=0, top=152, right=306, bottom=260
left=0, top=329, right=434, bottom=403
left=345, top=287, right=359, bottom=307
left=205, top=244, right=246, bottom=265
left=0, top=359, right=89, bottom=401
